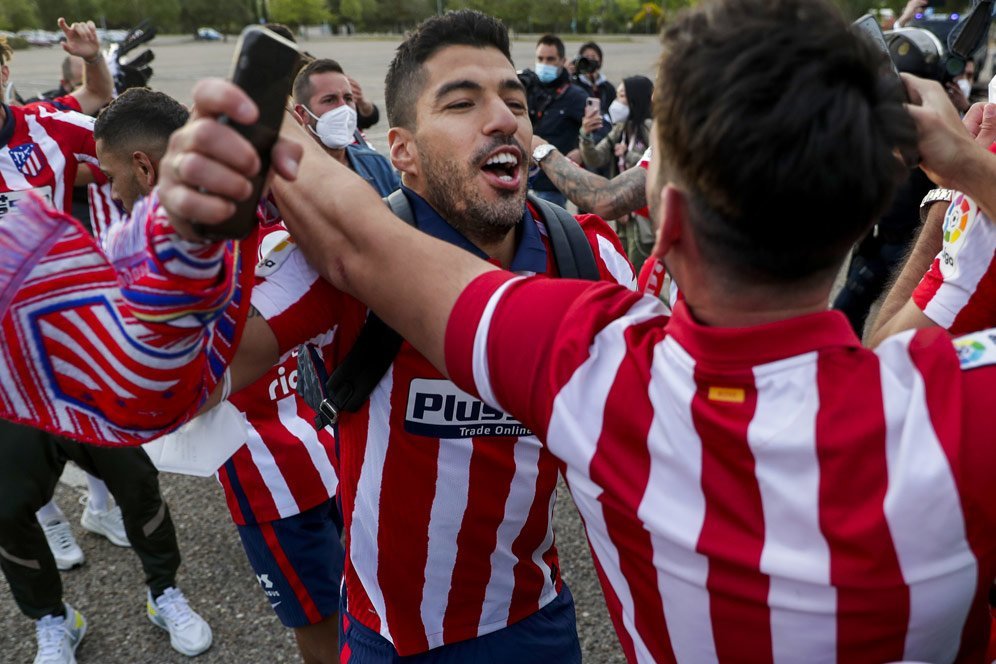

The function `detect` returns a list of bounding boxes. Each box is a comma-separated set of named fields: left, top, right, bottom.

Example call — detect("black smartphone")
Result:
left=193, top=26, right=300, bottom=241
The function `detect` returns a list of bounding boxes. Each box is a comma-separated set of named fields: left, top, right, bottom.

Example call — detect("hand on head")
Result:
left=158, top=79, right=302, bottom=241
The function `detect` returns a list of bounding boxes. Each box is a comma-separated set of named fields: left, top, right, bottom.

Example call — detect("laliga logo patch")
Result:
left=939, top=194, right=979, bottom=280
left=9, top=144, right=46, bottom=178
left=954, top=330, right=996, bottom=371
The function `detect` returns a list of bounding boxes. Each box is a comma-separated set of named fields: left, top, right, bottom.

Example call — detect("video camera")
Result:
left=572, top=55, right=598, bottom=75
left=885, top=0, right=992, bottom=82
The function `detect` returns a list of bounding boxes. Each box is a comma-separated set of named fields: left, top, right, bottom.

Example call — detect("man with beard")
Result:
left=162, top=10, right=634, bottom=662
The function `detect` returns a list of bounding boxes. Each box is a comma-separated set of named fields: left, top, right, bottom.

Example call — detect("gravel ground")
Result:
left=0, top=470, right=624, bottom=663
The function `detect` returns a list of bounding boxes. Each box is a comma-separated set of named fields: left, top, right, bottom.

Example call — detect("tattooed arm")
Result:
left=533, top=137, right=647, bottom=220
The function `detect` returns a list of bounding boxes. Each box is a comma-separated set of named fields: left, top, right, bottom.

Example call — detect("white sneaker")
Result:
left=40, top=519, right=84, bottom=571
left=79, top=498, right=130, bottom=547
left=33, top=603, right=86, bottom=664
left=147, top=587, right=212, bottom=657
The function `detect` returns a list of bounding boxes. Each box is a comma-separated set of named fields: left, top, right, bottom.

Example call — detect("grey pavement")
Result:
left=1, top=34, right=660, bottom=663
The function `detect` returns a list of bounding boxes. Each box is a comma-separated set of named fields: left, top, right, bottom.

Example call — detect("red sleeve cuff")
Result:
left=445, top=271, right=518, bottom=397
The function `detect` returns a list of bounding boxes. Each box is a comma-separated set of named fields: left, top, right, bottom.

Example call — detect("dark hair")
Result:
left=653, top=0, right=916, bottom=288
left=621, top=75, right=653, bottom=144
left=264, top=23, right=296, bottom=42
left=293, top=58, right=345, bottom=106
left=385, top=10, right=511, bottom=130
left=578, top=41, right=603, bottom=63
left=536, top=34, right=565, bottom=59
left=93, top=88, right=188, bottom=158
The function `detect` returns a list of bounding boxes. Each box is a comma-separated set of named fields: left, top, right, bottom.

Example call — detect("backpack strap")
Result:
left=311, top=191, right=598, bottom=428
left=526, top=193, right=600, bottom=281
left=313, top=191, right=411, bottom=426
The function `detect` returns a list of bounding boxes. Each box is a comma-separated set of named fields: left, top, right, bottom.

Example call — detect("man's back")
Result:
left=445, top=274, right=996, bottom=663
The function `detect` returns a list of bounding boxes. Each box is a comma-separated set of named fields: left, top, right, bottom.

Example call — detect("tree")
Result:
left=269, top=0, right=331, bottom=28
left=0, top=0, right=40, bottom=31
left=179, top=0, right=253, bottom=33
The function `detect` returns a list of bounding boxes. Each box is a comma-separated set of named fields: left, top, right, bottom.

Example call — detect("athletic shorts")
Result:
left=339, top=584, right=582, bottom=663
left=236, top=498, right=343, bottom=628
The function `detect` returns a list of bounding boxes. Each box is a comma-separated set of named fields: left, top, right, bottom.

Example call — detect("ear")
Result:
left=388, top=126, right=418, bottom=179
left=133, top=151, right=157, bottom=190
left=293, top=104, right=309, bottom=127
left=651, top=184, right=686, bottom=260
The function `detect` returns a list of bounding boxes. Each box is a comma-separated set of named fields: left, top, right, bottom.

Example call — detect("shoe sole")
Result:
left=147, top=611, right=213, bottom=657
left=54, top=557, right=85, bottom=572
left=80, top=516, right=131, bottom=548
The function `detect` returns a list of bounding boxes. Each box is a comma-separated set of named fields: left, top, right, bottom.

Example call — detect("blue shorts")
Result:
left=339, top=585, right=581, bottom=663
left=236, top=498, right=344, bottom=628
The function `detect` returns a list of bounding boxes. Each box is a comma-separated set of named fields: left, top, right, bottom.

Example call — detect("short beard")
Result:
left=419, top=138, right=525, bottom=248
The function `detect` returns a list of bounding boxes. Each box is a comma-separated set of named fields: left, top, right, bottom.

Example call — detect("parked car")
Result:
left=195, top=27, right=223, bottom=41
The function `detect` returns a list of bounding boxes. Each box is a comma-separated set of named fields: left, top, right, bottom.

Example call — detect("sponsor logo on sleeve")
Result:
left=954, top=330, right=996, bottom=371
left=256, top=231, right=296, bottom=277
left=404, top=379, right=532, bottom=438
left=940, top=194, right=979, bottom=280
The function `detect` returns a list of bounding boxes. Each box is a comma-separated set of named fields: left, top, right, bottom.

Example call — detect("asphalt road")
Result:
left=1, top=33, right=662, bottom=664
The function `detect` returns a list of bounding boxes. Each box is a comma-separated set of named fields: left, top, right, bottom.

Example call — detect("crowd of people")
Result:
left=2, top=0, right=996, bottom=662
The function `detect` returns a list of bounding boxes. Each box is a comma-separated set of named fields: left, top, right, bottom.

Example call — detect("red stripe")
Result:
left=230, top=445, right=281, bottom=524
left=588, top=321, right=676, bottom=663
left=259, top=521, right=322, bottom=624
left=815, top=349, right=908, bottom=662
left=588, top=546, right=638, bottom=663
left=909, top=329, right=990, bottom=662
left=339, top=613, right=352, bottom=664
left=216, top=464, right=248, bottom=525
left=374, top=350, right=435, bottom=655
left=442, top=435, right=517, bottom=643
left=692, top=366, right=771, bottom=662
left=911, top=258, right=943, bottom=314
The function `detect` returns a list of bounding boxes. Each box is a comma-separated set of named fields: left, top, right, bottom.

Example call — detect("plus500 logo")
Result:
left=404, top=379, right=532, bottom=438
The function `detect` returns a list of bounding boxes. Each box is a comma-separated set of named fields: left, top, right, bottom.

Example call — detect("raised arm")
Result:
left=533, top=134, right=647, bottom=220
left=59, top=18, right=113, bottom=116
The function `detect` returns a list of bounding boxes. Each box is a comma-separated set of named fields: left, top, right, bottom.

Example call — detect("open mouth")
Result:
left=480, top=149, right=521, bottom=190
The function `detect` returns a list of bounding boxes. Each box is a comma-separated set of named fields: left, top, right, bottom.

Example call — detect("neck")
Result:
left=469, top=228, right=517, bottom=268
left=681, top=281, right=832, bottom=329
left=325, top=145, right=348, bottom=165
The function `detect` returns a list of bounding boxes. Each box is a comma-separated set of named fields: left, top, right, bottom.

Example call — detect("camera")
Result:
left=884, top=0, right=992, bottom=83
left=572, top=55, right=598, bottom=75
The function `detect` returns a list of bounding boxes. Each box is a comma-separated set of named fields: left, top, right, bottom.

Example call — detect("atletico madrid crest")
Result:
left=9, top=143, right=46, bottom=178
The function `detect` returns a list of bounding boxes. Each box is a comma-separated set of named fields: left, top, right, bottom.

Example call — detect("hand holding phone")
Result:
left=192, top=26, right=300, bottom=241
left=585, top=97, right=600, bottom=117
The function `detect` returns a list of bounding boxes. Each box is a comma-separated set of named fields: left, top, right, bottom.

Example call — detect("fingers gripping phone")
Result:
left=585, top=97, right=600, bottom=117
left=193, top=26, right=300, bottom=241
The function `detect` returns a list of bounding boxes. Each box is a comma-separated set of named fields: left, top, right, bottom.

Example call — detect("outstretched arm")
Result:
left=532, top=136, right=647, bottom=220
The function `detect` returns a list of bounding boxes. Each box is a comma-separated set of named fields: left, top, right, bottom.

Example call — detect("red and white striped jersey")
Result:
left=446, top=270, right=996, bottom=664
left=219, top=228, right=339, bottom=526
left=0, top=102, right=97, bottom=216
left=913, top=194, right=996, bottom=335
left=252, top=193, right=634, bottom=655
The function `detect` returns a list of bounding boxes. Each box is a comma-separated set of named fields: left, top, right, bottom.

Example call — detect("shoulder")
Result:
left=564, top=84, right=589, bottom=104
left=576, top=212, right=637, bottom=288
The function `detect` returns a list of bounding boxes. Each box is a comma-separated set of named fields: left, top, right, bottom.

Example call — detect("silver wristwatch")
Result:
left=919, top=188, right=955, bottom=223
left=532, top=143, right=558, bottom=164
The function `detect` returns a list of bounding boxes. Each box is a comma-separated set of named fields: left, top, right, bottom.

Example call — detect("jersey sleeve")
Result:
left=32, top=104, right=98, bottom=166
left=912, top=194, right=996, bottom=335
left=445, top=271, right=665, bottom=440
left=576, top=212, right=637, bottom=289
left=251, top=237, right=342, bottom=354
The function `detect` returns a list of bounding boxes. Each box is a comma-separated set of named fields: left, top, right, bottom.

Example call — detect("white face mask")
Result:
left=304, top=104, right=357, bottom=150
left=957, top=78, right=972, bottom=99
left=608, top=99, right=630, bottom=124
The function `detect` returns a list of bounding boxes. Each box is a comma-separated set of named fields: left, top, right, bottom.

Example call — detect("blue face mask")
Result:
left=535, top=63, right=560, bottom=84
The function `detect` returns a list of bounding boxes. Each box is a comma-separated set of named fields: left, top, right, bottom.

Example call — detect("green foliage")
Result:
left=0, top=0, right=40, bottom=32
left=270, top=0, right=331, bottom=28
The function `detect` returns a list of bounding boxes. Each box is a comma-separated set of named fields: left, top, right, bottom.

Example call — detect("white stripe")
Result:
left=877, top=334, right=977, bottom=663
left=420, top=435, right=473, bottom=648
left=643, top=336, right=716, bottom=664
left=37, top=319, right=137, bottom=399
left=349, top=366, right=394, bottom=644
left=596, top=234, right=637, bottom=290
left=35, top=105, right=96, bottom=130
left=277, top=394, right=338, bottom=496
left=470, top=277, right=524, bottom=410
left=26, top=115, right=68, bottom=212
left=479, top=436, right=542, bottom=632
left=748, top=353, right=836, bottom=663
left=241, top=414, right=298, bottom=519
left=251, top=247, right=321, bottom=320
left=527, top=477, right=558, bottom=608
left=546, top=294, right=662, bottom=664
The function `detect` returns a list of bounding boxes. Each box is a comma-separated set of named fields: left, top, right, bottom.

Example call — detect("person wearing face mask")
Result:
left=578, top=75, right=654, bottom=266
left=519, top=34, right=588, bottom=207
left=570, top=42, right=615, bottom=112
left=946, top=59, right=976, bottom=115
left=292, top=59, right=400, bottom=197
